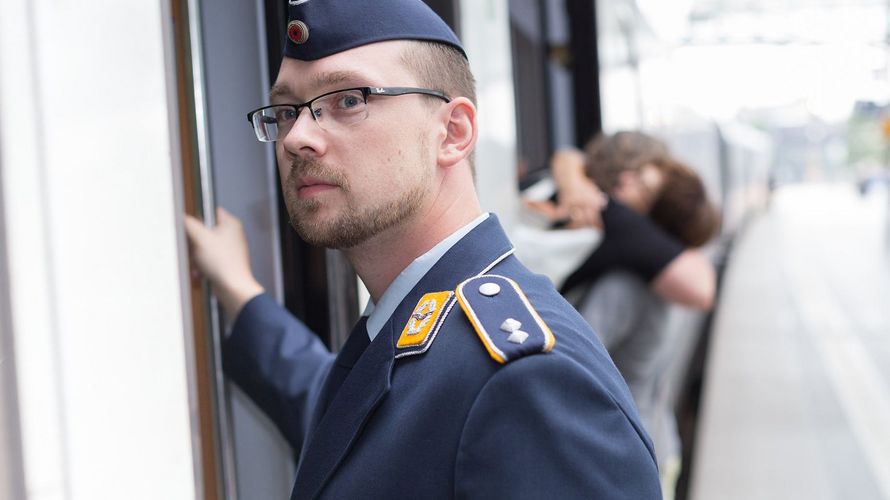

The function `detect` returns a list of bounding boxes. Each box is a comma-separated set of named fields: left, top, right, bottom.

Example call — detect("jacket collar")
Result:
left=364, top=212, right=490, bottom=342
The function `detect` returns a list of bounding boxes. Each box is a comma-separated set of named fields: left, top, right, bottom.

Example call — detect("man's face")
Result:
left=271, top=41, right=439, bottom=248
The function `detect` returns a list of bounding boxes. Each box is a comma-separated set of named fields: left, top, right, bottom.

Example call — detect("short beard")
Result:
left=283, top=156, right=428, bottom=249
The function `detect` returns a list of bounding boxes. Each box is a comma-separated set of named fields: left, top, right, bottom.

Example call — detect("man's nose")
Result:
left=280, top=107, right=326, bottom=156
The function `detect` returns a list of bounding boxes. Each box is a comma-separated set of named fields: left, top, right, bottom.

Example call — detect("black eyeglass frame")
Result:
left=246, top=86, right=452, bottom=137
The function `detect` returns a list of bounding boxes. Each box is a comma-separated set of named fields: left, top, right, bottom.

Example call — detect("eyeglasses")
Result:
left=247, top=86, right=451, bottom=142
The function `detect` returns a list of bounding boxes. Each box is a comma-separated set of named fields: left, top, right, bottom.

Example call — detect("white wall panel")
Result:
left=0, top=0, right=197, bottom=499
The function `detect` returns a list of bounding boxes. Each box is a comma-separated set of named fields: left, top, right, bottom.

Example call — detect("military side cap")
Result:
left=456, top=275, right=555, bottom=364
left=284, top=0, right=466, bottom=61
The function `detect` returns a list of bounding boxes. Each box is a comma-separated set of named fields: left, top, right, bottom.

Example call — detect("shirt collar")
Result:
left=362, top=213, right=490, bottom=341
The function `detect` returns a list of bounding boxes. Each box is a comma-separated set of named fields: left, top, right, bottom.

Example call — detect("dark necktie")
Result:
left=315, top=316, right=371, bottom=419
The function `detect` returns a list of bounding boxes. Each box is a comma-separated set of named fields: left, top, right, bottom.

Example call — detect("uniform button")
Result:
left=479, top=282, right=501, bottom=296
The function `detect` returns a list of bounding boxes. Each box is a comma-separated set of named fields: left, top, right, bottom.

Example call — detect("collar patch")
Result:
left=455, top=275, right=555, bottom=364
left=396, top=291, right=455, bottom=358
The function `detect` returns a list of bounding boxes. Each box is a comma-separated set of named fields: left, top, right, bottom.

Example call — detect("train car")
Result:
left=0, top=0, right=771, bottom=498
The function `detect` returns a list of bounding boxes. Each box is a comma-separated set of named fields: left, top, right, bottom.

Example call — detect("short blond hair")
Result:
left=401, top=41, right=477, bottom=175
left=401, top=41, right=476, bottom=105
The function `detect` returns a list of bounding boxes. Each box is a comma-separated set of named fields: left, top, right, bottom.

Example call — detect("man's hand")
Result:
left=550, top=148, right=607, bottom=229
left=184, top=207, right=265, bottom=319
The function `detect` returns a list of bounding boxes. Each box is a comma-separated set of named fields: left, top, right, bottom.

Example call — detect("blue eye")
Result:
left=339, top=94, right=362, bottom=109
left=275, top=107, right=298, bottom=122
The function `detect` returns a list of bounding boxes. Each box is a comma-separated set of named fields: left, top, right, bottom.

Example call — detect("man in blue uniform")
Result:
left=184, top=1, right=661, bottom=498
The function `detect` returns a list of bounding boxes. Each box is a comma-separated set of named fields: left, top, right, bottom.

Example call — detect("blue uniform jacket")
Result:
left=223, top=215, right=661, bottom=499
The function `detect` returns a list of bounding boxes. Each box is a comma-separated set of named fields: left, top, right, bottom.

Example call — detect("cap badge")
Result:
left=287, top=20, right=310, bottom=45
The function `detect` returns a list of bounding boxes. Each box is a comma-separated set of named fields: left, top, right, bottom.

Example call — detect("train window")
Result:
left=510, top=0, right=602, bottom=188
left=565, top=0, right=602, bottom=146
left=510, top=0, right=554, bottom=184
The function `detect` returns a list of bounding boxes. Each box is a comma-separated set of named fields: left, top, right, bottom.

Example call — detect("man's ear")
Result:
left=437, top=97, right=477, bottom=168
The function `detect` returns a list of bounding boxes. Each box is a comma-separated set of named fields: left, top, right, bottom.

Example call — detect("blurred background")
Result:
left=1, top=0, right=888, bottom=499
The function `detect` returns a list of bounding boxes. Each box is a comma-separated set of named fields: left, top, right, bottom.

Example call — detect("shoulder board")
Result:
left=455, top=274, right=555, bottom=364
left=395, top=291, right=456, bottom=359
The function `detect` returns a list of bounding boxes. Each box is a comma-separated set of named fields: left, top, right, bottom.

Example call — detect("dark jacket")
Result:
left=223, top=215, right=661, bottom=499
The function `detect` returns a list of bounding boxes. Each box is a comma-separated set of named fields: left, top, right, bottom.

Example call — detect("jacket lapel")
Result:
left=304, top=317, right=370, bottom=436
left=291, top=321, right=395, bottom=500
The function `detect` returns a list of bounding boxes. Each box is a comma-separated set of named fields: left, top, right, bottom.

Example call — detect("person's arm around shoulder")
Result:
left=651, top=248, right=716, bottom=310
left=454, top=355, right=661, bottom=499
left=601, top=201, right=716, bottom=311
left=184, top=207, right=265, bottom=318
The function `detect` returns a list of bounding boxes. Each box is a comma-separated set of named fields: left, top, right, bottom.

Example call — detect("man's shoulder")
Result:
left=389, top=258, right=647, bottom=426
left=394, top=259, right=609, bottom=375
left=457, top=262, right=642, bottom=403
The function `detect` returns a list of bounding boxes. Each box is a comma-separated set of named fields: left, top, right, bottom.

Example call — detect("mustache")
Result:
left=285, top=156, right=348, bottom=189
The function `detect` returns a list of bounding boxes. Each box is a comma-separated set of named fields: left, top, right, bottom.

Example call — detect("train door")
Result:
left=176, top=1, right=469, bottom=498
left=175, top=0, right=301, bottom=496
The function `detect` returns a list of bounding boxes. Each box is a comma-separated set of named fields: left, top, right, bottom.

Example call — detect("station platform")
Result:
left=690, top=184, right=890, bottom=500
